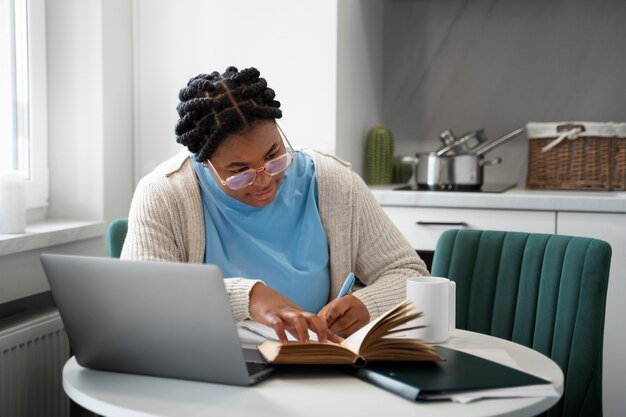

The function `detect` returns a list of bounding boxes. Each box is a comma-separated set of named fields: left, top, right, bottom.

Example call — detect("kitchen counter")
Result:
left=370, top=185, right=626, bottom=213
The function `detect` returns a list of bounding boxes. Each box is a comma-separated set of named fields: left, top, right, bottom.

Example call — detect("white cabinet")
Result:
left=383, top=206, right=556, bottom=251
left=557, top=212, right=626, bottom=417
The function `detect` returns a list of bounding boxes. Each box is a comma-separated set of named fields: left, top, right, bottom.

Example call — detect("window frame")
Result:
left=2, top=0, right=49, bottom=210
left=24, top=0, right=49, bottom=209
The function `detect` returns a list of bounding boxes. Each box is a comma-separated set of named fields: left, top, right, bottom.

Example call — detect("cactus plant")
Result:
left=365, top=125, right=394, bottom=184
left=392, top=156, right=413, bottom=184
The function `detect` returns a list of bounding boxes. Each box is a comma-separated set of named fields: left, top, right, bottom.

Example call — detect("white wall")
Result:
left=336, top=0, right=384, bottom=176
left=102, top=0, right=134, bottom=223
left=46, top=0, right=104, bottom=220
left=47, top=0, right=133, bottom=224
left=0, top=236, right=105, bottom=305
left=133, top=0, right=338, bottom=182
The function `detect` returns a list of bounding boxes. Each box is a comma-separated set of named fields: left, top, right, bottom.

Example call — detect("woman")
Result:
left=121, top=66, right=428, bottom=343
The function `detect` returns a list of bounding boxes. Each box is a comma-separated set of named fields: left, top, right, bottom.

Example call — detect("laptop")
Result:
left=41, top=254, right=274, bottom=386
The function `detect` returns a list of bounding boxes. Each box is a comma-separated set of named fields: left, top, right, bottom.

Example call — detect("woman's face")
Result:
left=207, top=121, right=287, bottom=208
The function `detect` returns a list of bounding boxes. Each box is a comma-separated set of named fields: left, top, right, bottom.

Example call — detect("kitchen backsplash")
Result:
left=382, top=0, right=626, bottom=186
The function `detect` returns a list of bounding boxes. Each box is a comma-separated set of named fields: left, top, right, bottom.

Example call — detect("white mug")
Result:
left=405, top=276, right=456, bottom=343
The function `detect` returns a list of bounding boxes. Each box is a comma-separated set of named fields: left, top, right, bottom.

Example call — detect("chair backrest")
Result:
left=107, top=218, right=128, bottom=258
left=431, top=229, right=611, bottom=417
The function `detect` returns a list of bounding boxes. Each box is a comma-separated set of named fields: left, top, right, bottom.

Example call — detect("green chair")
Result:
left=431, top=229, right=611, bottom=417
left=106, top=218, right=128, bottom=258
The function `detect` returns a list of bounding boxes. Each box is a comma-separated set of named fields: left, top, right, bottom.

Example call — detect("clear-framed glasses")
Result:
left=202, top=123, right=296, bottom=190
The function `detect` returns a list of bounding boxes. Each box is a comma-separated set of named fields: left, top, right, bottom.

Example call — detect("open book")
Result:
left=257, top=300, right=443, bottom=367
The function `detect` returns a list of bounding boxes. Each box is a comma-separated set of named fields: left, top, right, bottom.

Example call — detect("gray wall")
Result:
left=383, top=0, right=626, bottom=186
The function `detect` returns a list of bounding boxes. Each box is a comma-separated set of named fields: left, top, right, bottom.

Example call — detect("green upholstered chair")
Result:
left=106, top=218, right=128, bottom=258
left=431, top=229, right=611, bottom=417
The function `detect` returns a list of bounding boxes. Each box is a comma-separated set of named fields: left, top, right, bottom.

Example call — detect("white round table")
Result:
left=63, top=329, right=563, bottom=417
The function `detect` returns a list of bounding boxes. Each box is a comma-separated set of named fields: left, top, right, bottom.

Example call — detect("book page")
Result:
left=339, top=307, right=394, bottom=354
left=341, top=301, right=426, bottom=355
left=241, top=320, right=319, bottom=342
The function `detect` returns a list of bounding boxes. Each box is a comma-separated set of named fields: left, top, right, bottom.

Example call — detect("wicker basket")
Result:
left=526, top=122, right=620, bottom=191
left=613, top=123, right=626, bottom=190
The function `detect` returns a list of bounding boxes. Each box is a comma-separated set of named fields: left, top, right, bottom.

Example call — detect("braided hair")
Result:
left=175, top=66, right=283, bottom=162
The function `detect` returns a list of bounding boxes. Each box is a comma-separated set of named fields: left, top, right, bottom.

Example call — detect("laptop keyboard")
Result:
left=246, top=361, right=270, bottom=376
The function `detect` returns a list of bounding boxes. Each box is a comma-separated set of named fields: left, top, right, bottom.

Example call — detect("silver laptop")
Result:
left=41, top=254, right=274, bottom=386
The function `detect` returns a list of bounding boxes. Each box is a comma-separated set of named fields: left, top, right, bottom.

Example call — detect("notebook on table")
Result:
left=354, top=346, right=558, bottom=402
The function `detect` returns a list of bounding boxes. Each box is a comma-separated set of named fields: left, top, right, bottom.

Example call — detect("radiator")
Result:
left=0, top=308, right=70, bottom=417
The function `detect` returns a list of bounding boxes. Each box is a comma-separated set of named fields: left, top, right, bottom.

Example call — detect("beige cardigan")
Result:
left=121, top=149, right=428, bottom=321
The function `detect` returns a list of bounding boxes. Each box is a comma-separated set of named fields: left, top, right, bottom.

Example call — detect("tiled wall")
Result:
left=383, top=0, right=626, bottom=186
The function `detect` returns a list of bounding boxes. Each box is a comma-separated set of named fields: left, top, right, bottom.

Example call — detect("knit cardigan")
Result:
left=121, top=148, right=428, bottom=321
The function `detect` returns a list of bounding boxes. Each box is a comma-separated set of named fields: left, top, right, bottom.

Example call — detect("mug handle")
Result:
left=449, top=281, right=456, bottom=331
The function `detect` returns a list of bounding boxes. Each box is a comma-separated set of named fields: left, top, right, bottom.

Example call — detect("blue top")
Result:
left=190, top=151, right=331, bottom=313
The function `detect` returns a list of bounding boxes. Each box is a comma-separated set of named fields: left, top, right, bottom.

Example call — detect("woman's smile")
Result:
left=249, top=183, right=277, bottom=202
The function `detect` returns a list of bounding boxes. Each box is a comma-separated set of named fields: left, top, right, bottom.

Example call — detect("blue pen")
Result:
left=336, top=272, right=356, bottom=299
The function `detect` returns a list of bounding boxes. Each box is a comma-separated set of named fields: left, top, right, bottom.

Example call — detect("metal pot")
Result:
left=403, top=128, right=524, bottom=190
left=409, top=153, right=502, bottom=190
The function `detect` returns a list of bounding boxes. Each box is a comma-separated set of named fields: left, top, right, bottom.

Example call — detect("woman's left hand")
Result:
left=317, top=295, right=370, bottom=338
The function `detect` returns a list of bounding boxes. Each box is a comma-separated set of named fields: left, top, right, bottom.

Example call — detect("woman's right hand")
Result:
left=248, top=283, right=341, bottom=344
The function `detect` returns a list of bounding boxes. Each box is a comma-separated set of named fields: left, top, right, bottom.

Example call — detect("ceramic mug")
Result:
left=405, top=276, right=456, bottom=343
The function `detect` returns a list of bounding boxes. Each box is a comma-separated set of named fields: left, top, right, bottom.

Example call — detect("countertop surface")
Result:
left=370, top=184, right=626, bottom=213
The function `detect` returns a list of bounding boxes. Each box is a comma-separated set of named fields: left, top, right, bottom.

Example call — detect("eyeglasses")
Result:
left=202, top=124, right=296, bottom=190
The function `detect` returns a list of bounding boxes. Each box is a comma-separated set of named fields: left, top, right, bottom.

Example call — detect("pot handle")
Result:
left=474, top=128, right=524, bottom=156
left=479, top=157, right=502, bottom=167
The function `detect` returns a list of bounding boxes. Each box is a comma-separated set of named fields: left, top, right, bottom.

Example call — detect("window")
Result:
left=0, top=0, right=48, bottom=209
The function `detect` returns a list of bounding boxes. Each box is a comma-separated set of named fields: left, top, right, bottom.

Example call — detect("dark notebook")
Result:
left=354, top=346, right=552, bottom=401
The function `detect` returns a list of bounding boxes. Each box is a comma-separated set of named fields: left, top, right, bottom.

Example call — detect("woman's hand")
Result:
left=248, top=283, right=341, bottom=344
left=317, top=295, right=370, bottom=338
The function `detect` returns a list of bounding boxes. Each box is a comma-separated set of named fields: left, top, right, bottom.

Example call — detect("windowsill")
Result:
left=0, top=220, right=105, bottom=257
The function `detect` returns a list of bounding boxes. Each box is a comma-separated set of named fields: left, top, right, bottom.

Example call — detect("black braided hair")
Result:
left=175, top=66, right=282, bottom=162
